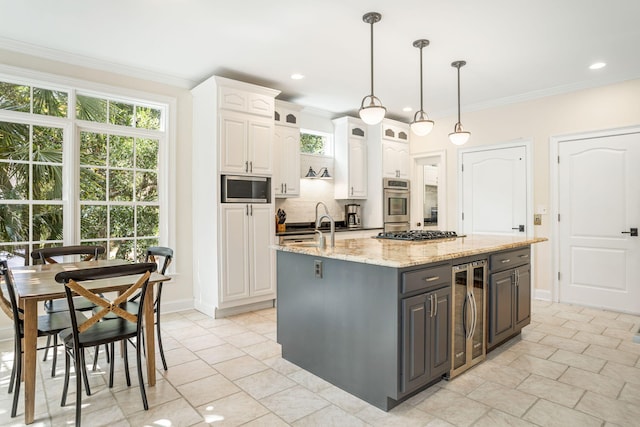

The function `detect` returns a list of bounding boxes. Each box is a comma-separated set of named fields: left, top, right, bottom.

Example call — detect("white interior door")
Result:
left=461, top=145, right=529, bottom=236
left=558, top=131, right=640, bottom=313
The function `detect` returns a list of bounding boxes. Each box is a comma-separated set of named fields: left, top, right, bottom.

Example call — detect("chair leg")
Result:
left=43, top=335, right=51, bottom=361
left=8, top=340, right=18, bottom=394
left=156, top=315, right=167, bottom=371
left=74, top=351, right=82, bottom=427
left=61, top=350, right=71, bottom=407
left=105, top=343, right=110, bottom=364
left=123, top=340, right=131, bottom=387
left=10, top=342, right=22, bottom=418
left=92, top=345, right=99, bottom=371
left=136, top=335, right=148, bottom=410
left=51, top=335, right=58, bottom=377
left=79, top=348, right=91, bottom=396
left=108, top=343, right=115, bottom=388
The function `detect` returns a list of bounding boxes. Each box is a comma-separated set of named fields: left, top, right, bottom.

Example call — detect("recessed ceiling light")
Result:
left=402, top=107, right=413, bottom=112
left=290, top=73, right=305, bottom=80
left=589, top=62, right=606, bottom=70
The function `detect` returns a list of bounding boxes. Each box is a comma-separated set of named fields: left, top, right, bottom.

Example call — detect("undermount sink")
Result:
left=291, top=242, right=321, bottom=248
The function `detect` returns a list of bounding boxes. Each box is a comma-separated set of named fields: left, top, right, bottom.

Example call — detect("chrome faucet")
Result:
left=315, top=213, right=335, bottom=248
left=315, top=201, right=329, bottom=225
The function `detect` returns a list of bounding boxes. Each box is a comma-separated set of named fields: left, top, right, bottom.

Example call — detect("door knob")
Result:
left=621, top=228, right=638, bottom=237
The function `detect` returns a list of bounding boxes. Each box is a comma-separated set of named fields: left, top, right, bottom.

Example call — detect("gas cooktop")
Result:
left=375, top=230, right=460, bottom=241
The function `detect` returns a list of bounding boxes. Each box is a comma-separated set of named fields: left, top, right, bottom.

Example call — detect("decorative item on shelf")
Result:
left=358, top=12, right=386, bottom=125
left=449, top=60, right=471, bottom=146
left=410, top=39, right=435, bottom=136
left=304, top=166, right=332, bottom=179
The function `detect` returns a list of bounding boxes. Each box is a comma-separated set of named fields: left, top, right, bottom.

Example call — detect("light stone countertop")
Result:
left=273, top=234, right=548, bottom=268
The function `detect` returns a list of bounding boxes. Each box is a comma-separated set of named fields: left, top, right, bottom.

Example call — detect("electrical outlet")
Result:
left=314, top=260, right=323, bottom=278
left=534, top=214, right=542, bottom=226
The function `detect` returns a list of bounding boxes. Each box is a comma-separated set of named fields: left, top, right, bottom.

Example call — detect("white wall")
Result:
left=411, top=78, right=640, bottom=297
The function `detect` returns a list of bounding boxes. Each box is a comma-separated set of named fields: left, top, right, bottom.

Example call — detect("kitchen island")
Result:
left=274, top=234, right=546, bottom=410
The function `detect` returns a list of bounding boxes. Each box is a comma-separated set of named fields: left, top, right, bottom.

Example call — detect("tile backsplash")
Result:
left=276, top=178, right=348, bottom=224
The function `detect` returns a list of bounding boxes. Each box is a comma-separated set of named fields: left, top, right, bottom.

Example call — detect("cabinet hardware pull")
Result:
left=519, top=254, right=529, bottom=258
left=280, top=183, right=284, bottom=193
left=351, top=186, right=354, bottom=196
left=433, top=292, right=438, bottom=317
left=429, top=294, right=434, bottom=318
left=245, top=161, right=248, bottom=172
left=284, top=183, right=287, bottom=193
left=250, top=205, right=253, bottom=216
left=501, top=259, right=511, bottom=264
left=245, top=204, right=249, bottom=216
left=424, top=276, right=439, bottom=282
left=249, top=161, right=253, bottom=173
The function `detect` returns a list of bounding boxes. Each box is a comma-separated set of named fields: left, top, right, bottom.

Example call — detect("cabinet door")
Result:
left=430, top=287, right=451, bottom=378
left=220, top=204, right=251, bottom=302
left=274, top=126, right=300, bottom=197
left=397, top=143, right=410, bottom=179
left=247, top=118, right=273, bottom=175
left=248, top=204, right=275, bottom=296
left=348, top=138, right=367, bottom=198
left=382, top=141, right=399, bottom=178
left=488, top=269, right=515, bottom=346
left=219, top=113, right=248, bottom=174
left=514, top=264, right=531, bottom=330
left=401, top=293, right=430, bottom=393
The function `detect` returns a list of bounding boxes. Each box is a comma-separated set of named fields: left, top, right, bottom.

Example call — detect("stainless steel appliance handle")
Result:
left=466, top=292, right=473, bottom=340
left=462, top=293, right=468, bottom=337
left=470, top=291, right=477, bottom=339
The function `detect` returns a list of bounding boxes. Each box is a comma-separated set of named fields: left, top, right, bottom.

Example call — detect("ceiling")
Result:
left=2, top=0, right=640, bottom=122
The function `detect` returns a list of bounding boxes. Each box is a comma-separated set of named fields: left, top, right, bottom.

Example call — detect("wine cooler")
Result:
left=448, top=260, right=487, bottom=378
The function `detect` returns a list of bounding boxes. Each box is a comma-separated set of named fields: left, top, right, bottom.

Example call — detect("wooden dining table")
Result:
left=10, top=259, right=170, bottom=424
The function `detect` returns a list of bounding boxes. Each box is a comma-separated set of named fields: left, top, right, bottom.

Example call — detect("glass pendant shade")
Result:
left=359, top=12, right=385, bottom=126
left=449, top=122, right=471, bottom=145
left=410, top=110, right=434, bottom=136
left=359, top=95, right=386, bottom=125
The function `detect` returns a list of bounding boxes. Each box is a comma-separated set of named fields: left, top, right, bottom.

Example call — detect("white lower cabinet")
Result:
left=220, top=203, right=275, bottom=304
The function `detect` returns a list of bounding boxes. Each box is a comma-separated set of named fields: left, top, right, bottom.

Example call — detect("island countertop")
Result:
left=273, top=234, right=547, bottom=268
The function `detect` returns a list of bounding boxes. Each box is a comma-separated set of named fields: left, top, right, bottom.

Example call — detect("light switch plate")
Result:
left=314, top=260, right=323, bottom=278
left=534, top=214, right=542, bottom=225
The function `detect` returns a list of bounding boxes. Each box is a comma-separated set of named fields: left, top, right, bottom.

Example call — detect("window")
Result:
left=0, top=76, right=168, bottom=266
left=300, top=129, right=332, bottom=156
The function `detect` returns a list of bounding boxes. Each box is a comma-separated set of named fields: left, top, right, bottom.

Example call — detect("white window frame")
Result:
left=0, top=65, right=176, bottom=263
left=300, top=128, right=334, bottom=157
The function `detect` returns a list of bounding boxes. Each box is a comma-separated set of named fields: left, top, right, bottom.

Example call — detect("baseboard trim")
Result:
left=534, top=289, right=552, bottom=301
left=162, top=298, right=194, bottom=314
left=214, top=300, right=275, bottom=318
left=0, top=326, right=13, bottom=342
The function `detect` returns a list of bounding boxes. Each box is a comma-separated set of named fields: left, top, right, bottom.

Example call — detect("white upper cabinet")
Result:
left=274, top=101, right=302, bottom=197
left=218, top=85, right=275, bottom=117
left=382, top=140, right=410, bottom=179
left=219, top=111, right=273, bottom=175
left=333, top=117, right=368, bottom=199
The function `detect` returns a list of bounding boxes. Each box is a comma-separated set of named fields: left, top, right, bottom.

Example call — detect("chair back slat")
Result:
left=145, top=247, right=173, bottom=275
left=55, top=263, right=157, bottom=335
left=31, top=245, right=106, bottom=265
left=0, top=260, right=24, bottom=339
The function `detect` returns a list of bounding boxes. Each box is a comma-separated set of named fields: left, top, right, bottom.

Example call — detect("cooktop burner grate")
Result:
left=375, top=230, right=459, bottom=241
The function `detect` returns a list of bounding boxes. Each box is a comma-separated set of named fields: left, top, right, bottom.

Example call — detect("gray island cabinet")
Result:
left=275, top=234, right=546, bottom=410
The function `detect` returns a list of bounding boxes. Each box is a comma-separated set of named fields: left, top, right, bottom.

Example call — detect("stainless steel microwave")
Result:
left=221, top=175, right=271, bottom=203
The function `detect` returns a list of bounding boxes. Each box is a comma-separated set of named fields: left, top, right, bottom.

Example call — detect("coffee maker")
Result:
left=345, top=204, right=362, bottom=228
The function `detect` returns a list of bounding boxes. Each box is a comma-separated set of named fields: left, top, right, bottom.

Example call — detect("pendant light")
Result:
left=358, top=12, right=386, bottom=125
left=410, top=39, right=435, bottom=136
left=449, top=60, right=471, bottom=145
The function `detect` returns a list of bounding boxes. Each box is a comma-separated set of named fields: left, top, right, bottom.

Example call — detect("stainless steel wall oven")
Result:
left=383, top=178, right=410, bottom=232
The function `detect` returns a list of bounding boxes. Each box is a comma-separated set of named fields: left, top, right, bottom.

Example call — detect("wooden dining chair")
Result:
left=30, top=245, right=107, bottom=374
left=54, top=262, right=157, bottom=427
left=0, top=259, right=89, bottom=418
left=96, top=247, right=173, bottom=370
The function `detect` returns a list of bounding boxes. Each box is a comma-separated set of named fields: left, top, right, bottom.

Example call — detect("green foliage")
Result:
left=1, top=80, right=162, bottom=259
left=300, top=133, right=325, bottom=155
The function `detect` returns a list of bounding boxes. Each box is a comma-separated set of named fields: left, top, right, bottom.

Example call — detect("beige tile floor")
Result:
left=1, top=299, right=640, bottom=426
